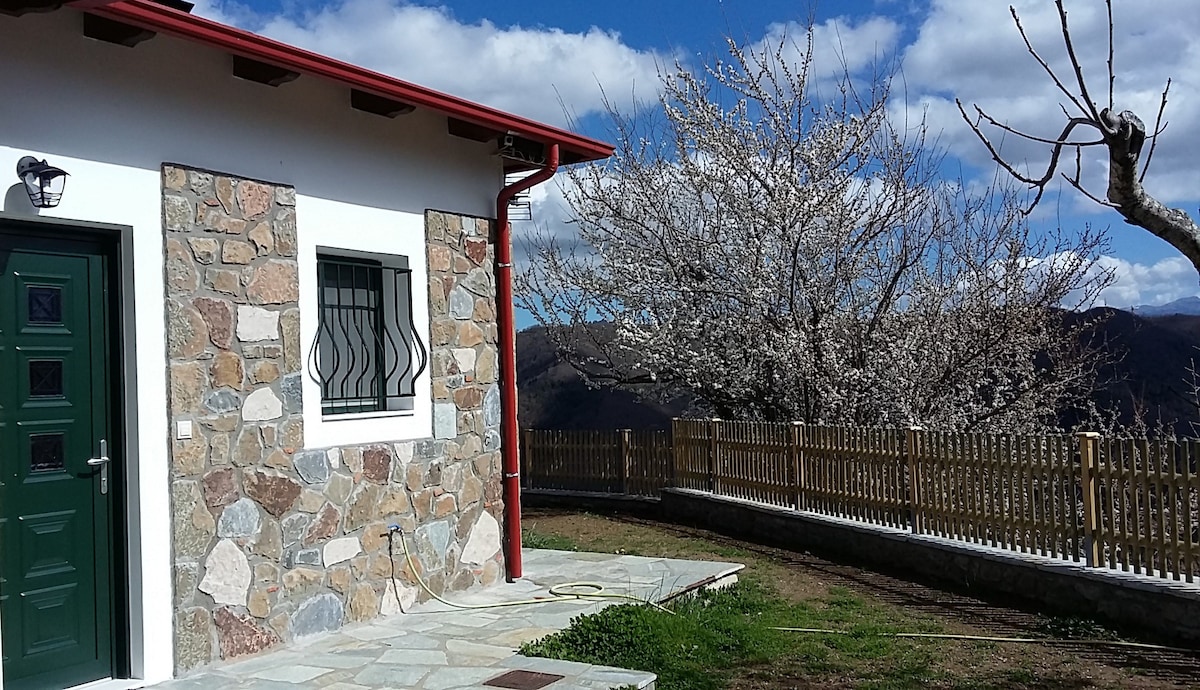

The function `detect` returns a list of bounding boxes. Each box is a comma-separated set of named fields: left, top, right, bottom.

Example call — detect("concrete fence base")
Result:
left=654, top=487, right=1200, bottom=645
left=523, top=488, right=664, bottom=520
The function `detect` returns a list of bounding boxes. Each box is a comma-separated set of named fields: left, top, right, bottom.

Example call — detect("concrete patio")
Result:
left=145, top=549, right=743, bottom=690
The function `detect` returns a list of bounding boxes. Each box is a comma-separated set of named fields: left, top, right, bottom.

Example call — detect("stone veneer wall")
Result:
left=162, top=165, right=505, bottom=673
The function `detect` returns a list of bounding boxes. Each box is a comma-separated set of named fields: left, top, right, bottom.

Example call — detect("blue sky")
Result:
left=198, top=0, right=1200, bottom=311
left=228, top=0, right=902, bottom=52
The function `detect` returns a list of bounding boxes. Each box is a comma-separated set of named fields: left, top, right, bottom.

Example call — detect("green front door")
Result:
left=0, top=229, right=116, bottom=690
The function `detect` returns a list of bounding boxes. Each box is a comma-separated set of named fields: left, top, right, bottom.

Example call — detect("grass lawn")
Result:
left=520, top=508, right=1200, bottom=690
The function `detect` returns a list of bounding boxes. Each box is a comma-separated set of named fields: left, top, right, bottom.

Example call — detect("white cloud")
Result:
left=747, top=15, right=902, bottom=95
left=1082, top=255, right=1199, bottom=308
left=900, top=0, right=1200, bottom=207
left=512, top=171, right=586, bottom=269
left=187, top=0, right=1200, bottom=292
left=739, top=13, right=902, bottom=103
left=194, top=0, right=668, bottom=127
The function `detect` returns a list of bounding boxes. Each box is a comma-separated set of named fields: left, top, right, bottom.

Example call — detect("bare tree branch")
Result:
left=1139, top=78, right=1171, bottom=184
left=957, top=99, right=1097, bottom=212
left=1062, top=147, right=1117, bottom=209
left=1009, top=5, right=1087, bottom=115
left=1106, top=0, right=1114, bottom=111
left=974, top=106, right=1104, bottom=147
left=963, top=3, right=1200, bottom=277
left=1054, top=0, right=1102, bottom=121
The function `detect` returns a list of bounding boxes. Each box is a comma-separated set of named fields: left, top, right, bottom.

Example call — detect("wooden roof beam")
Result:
left=83, top=12, right=155, bottom=46
left=350, top=89, right=415, bottom=118
left=232, top=55, right=299, bottom=87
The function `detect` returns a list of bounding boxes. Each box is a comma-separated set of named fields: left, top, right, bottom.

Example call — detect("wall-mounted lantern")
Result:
left=16, top=156, right=69, bottom=208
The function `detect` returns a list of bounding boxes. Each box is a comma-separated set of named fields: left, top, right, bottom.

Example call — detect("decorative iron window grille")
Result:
left=309, top=254, right=429, bottom=416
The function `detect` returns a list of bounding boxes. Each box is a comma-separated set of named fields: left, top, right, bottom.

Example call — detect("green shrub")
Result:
left=520, top=581, right=791, bottom=690
left=521, top=528, right=580, bottom=551
left=1035, top=615, right=1119, bottom=641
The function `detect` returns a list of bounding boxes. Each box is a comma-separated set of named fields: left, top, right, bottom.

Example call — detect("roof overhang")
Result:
left=5, top=0, right=613, bottom=171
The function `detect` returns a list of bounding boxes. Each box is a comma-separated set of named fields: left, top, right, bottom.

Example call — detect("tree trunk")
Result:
left=1102, top=108, right=1200, bottom=276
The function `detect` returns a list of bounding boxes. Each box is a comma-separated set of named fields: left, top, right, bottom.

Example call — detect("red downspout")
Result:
left=497, top=143, right=559, bottom=581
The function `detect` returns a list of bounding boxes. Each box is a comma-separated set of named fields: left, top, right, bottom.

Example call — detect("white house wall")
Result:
left=0, top=12, right=500, bottom=219
left=0, top=9, right=503, bottom=687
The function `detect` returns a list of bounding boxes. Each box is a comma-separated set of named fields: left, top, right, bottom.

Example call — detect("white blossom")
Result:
left=518, top=31, right=1114, bottom=432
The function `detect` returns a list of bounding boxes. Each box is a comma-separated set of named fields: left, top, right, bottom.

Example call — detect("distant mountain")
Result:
left=1062, top=308, right=1200, bottom=435
left=516, top=326, right=689, bottom=431
left=517, top=312, right=1200, bottom=435
left=1131, top=296, right=1200, bottom=317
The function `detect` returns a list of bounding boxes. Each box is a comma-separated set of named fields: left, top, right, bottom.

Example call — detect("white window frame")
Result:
left=297, top=196, right=431, bottom=448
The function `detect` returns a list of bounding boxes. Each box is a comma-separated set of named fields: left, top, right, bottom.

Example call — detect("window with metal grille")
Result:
left=310, top=254, right=428, bottom=416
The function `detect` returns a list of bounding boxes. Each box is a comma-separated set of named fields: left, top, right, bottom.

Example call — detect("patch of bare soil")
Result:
left=524, top=508, right=1200, bottom=689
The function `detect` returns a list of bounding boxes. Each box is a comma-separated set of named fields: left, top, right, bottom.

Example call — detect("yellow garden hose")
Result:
left=384, top=528, right=1191, bottom=655
left=772, top=627, right=1196, bottom=653
left=385, top=526, right=674, bottom=614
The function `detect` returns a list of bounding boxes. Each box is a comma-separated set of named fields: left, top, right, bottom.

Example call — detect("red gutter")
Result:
left=66, top=0, right=123, bottom=8
left=496, top=144, right=559, bottom=581
left=86, top=0, right=612, bottom=163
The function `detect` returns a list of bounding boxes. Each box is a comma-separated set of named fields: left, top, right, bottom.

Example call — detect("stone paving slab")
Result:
left=145, top=549, right=742, bottom=690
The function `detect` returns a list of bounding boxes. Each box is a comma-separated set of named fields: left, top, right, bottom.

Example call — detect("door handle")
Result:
left=88, top=439, right=109, bottom=494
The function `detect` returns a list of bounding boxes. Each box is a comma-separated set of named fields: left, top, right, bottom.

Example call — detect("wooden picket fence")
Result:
left=908, top=430, right=1084, bottom=560
left=1093, top=436, right=1200, bottom=578
left=521, top=428, right=673, bottom=497
left=524, top=419, right=1200, bottom=582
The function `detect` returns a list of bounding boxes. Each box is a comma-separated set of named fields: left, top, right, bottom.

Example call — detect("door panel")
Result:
left=0, top=232, right=115, bottom=690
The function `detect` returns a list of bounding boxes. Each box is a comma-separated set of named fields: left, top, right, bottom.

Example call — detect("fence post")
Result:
left=708, top=418, right=721, bottom=494
left=670, top=418, right=680, bottom=488
left=792, top=421, right=806, bottom=511
left=667, top=423, right=677, bottom=488
left=521, top=429, right=532, bottom=490
left=1077, top=431, right=1101, bottom=568
left=906, top=426, right=923, bottom=535
left=619, top=428, right=631, bottom=495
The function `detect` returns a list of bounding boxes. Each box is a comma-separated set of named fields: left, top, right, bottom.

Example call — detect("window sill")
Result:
left=321, top=409, right=415, bottom=423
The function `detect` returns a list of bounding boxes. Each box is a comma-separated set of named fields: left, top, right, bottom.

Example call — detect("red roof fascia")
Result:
left=84, top=0, right=614, bottom=163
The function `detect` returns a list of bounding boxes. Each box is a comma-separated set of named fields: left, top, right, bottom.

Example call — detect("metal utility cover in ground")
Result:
left=483, top=669, right=566, bottom=689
